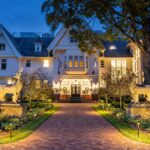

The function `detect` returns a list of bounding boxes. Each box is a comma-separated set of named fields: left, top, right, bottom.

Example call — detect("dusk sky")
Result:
left=0, top=0, right=101, bottom=34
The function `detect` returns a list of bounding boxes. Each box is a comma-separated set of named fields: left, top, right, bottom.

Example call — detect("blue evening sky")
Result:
left=0, top=0, right=101, bottom=34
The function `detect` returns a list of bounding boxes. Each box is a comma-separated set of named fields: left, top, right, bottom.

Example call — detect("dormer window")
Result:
left=35, top=42, right=42, bottom=52
left=0, top=43, right=5, bottom=51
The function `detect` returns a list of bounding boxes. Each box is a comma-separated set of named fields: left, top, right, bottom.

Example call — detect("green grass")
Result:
left=93, top=105, right=150, bottom=144
left=0, top=105, right=60, bottom=144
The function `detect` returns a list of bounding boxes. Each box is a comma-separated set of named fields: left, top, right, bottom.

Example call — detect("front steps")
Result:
left=70, top=97, right=81, bottom=103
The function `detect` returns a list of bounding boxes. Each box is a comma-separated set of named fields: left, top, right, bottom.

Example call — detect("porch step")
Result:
left=70, top=97, right=81, bottom=103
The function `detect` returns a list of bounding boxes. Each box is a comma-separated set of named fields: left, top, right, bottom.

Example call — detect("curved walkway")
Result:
left=1, top=103, right=150, bottom=150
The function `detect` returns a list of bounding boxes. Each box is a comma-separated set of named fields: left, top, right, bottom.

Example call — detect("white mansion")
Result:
left=0, top=24, right=145, bottom=102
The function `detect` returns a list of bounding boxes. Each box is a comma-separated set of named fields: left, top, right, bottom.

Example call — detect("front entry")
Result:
left=71, top=84, right=81, bottom=97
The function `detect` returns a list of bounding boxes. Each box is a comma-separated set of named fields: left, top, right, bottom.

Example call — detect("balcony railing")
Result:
left=64, top=67, right=88, bottom=74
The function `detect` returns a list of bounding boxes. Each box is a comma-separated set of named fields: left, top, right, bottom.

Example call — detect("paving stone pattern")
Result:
left=1, top=103, right=150, bottom=150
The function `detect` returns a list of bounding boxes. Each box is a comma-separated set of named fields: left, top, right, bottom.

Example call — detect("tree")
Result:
left=102, top=70, right=136, bottom=109
left=42, top=0, right=150, bottom=83
left=20, top=70, right=54, bottom=105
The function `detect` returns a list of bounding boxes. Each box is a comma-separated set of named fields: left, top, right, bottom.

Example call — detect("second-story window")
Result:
left=79, top=56, right=84, bottom=68
left=74, top=56, right=78, bottom=67
left=1, top=59, right=7, bottom=70
left=86, top=56, right=89, bottom=68
left=68, top=56, right=73, bottom=67
left=64, top=56, right=67, bottom=68
left=0, top=43, right=5, bottom=51
left=100, top=60, right=105, bottom=67
left=26, top=60, right=31, bottom=67
left=111, top=60, right=127, bottom=79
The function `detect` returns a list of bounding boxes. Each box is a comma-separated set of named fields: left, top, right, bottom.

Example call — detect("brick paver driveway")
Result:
left=1, top=103, right=150, bottom=150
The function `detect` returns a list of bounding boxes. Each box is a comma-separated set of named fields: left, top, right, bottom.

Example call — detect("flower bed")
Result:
left=93, top=102, right=150, bottom=143
left=0, top=101, right=59, bottom=144
left=97, top=100, right=150, bottom=131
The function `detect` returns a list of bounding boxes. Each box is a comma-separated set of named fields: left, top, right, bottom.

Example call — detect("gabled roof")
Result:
left=14, top=37, right=53, bottom=57
left=0, top=24, right=21, bottom=57
left=102, top=41, right=132, bottom=57
left=48, top=26, right=67, bottom=51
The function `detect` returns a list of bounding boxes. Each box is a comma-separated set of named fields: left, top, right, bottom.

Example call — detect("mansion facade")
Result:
left=0, top=24, right=144, bottom=102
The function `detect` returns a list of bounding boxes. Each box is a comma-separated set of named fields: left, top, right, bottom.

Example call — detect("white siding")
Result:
left=0, top=57, right=19, bottom=77
left=0, top=34, right=16, bottom=57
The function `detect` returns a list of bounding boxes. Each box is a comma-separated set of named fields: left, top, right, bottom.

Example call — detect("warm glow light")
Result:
left=43, top=60, right=49, bottom=67
left=7, top=79, right=14, bottom=85
left=109, top=45, right=117, bottom=50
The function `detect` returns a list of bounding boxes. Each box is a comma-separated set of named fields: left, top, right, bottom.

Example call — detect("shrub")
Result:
left=4, top=93, right=13, bottom=102
left=26, top=112, right=35, bottom=121
left=141, top=120, right=150, bottom=130
left=44, top=104, right=53, bottom=111
left=111, top=101, right=120, bottom=108
left=112, top=109, right=125, bottom=120
left=1, top=116, right=21, bottom=130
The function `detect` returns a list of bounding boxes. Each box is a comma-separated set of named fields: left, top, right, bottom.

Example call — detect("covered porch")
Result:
left=53, top=75, right=99, bottom=102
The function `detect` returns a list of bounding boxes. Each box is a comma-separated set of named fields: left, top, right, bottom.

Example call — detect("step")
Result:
left=70, top=97, right=81, bottom=103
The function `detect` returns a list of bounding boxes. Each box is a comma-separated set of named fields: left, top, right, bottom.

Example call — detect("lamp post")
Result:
left=9, top=123, right=13, bottom=138
left=137, top=122, right=140, bottom=137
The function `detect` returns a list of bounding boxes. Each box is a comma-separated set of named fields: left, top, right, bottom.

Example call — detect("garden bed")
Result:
left=0, top=105, right=59, bottom=144
left=93, top=105, right=150, bottom=144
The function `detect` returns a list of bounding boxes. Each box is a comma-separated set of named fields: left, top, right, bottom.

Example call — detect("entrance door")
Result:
left=71, top=84, right=81, bottom=97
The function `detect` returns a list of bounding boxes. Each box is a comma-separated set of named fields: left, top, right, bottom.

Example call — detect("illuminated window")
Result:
left=111, top=60, right=127, bottom=79
left=68, top=61, right=73, bottom=67
left=74, top=61, right=78, bottom=67
left=43, top=60, right=49, bottom=67
left=80, top=61, right=84, bottom=68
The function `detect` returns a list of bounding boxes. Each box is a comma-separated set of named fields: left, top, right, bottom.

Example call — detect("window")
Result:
left=1, top=59, right=7, bottom=70
left=74, top=56, right=78, bottom=67
left=35, top=43, right=42, bottom=52
left=79, top=56, right=84, bottom=68
left=0, top=43, right=5, bottom=51
left=43, top=60, right=49, bottom=67
left=65, top=55, right=88, bottom=68
left=74, top=61, right=78, bottom=67
left=64, top=56, right=67, bottom=68
left=26, top=60, right=31, bottom=67
left=101, top=60, right=105, bottom=67
left=68, top=61, right=73, bottom=67
left=70, top=36, right=78, bottom=43
left=68, top=56, right=73, bottom=67
left=111, top=60, right=127, bottom=78
left=86, top=56, right=88, bottom=68
left=80, top=61, right=84, bottom=68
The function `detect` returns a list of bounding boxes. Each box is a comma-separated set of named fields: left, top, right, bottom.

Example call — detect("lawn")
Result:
left=0, top=105, right=59, bottom=144
left=93, top=105, right=150, bottom=144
